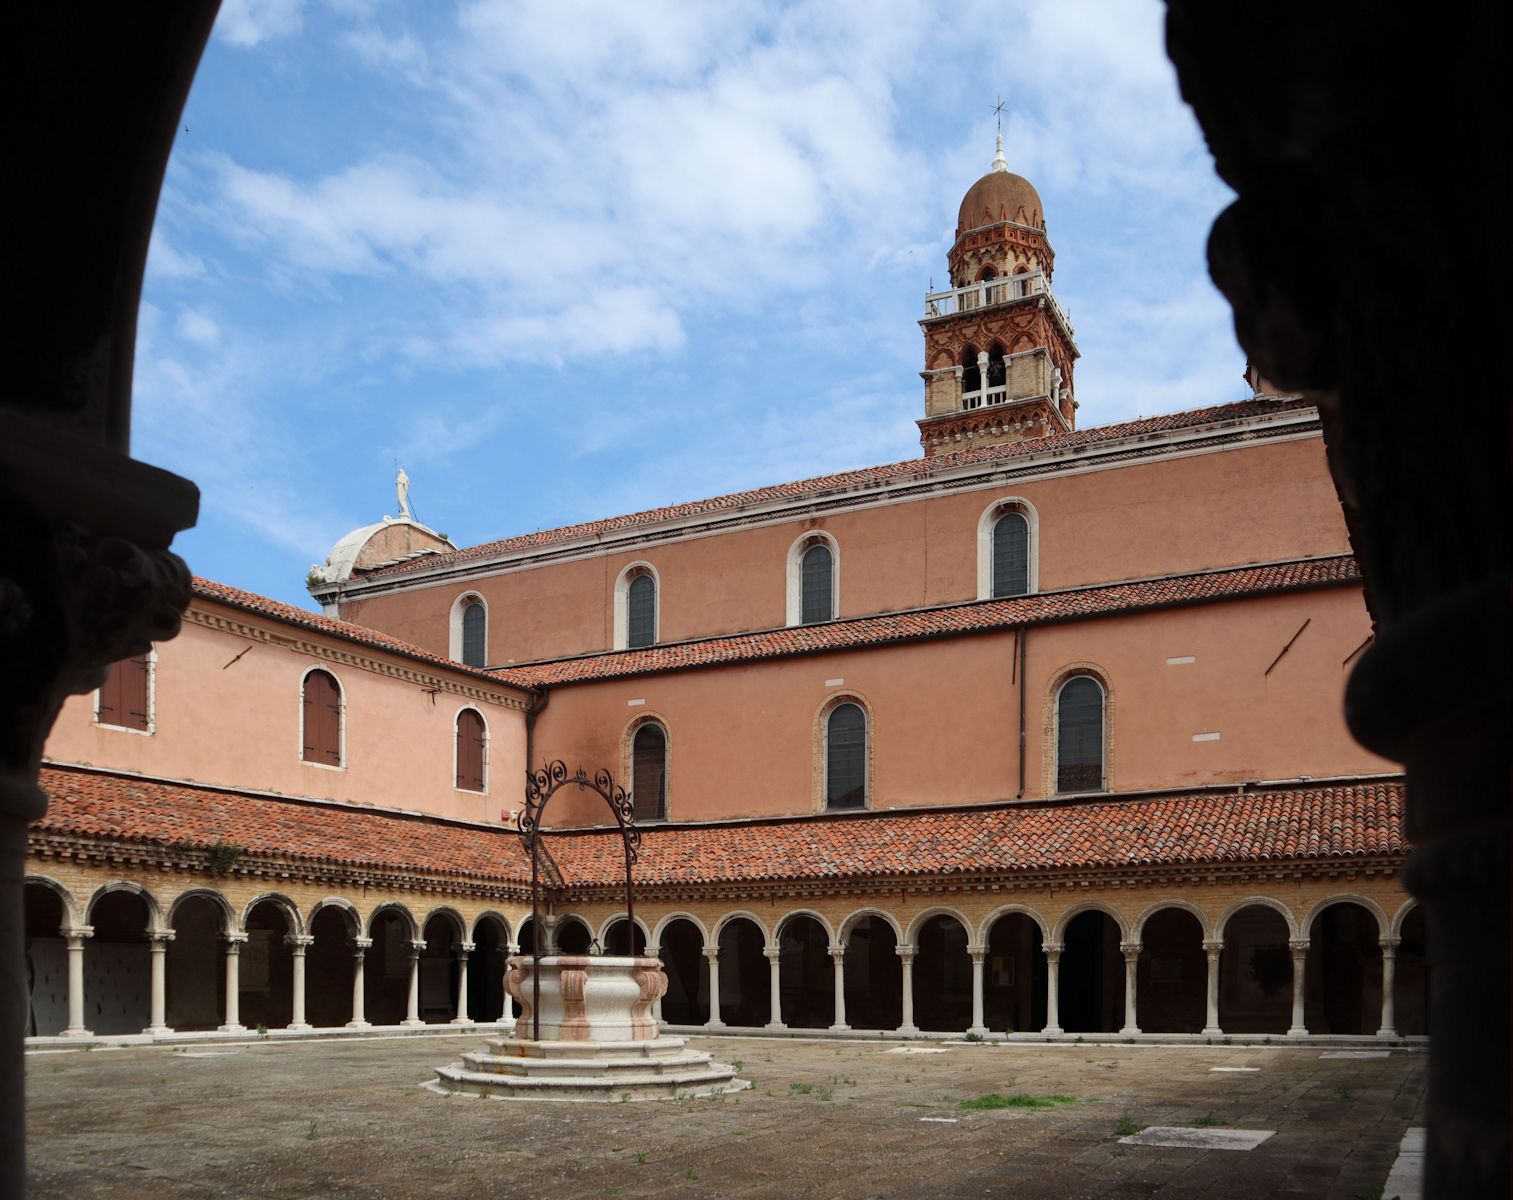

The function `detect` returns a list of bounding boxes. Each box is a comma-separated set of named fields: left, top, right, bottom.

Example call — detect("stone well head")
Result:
left=505, top=954, right=666, bottom=1043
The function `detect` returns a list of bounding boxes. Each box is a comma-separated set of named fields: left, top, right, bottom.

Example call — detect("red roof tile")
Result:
left=33, top=766, right=1403, bottom=893
left=362, top=398, right=1314, bottom=581
left=496, top=554, right=1360, bottom=688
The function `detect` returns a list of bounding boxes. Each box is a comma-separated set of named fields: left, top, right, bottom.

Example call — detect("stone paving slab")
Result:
left=1119, top=1127, right=1275, bottom=1150
left=26, top=1035, right=1426, bottom=1198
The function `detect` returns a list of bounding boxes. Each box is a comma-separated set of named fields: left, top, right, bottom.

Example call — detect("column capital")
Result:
left=148, top=930, right=175, bottom=946
left=1119, top=941, right=1142, bottom=959
left=894, top=944, right=917, bottom=963
left=63, top=925, right=94, bottom=942
left=762, top=947, right=781, bottom=962
left=645, top=944, right=661, bottom=958
left=285, top=934, right=314, bottom=950
left=967, top=944, right=988, bottom=964
left=350, top=936, right=373, bottom=952
left=223, top=932, right=249, bottom=949
left=828, top=944, right=846, bottom=961
left=1288, top=938, right=1310, bottom=954
left=1378, top=936, right=1402, bottom=951
left=408, top=939, right=427, bottom=954
left=1043, top=941, right=1064, bottom=960
left=1202, top=939, right=1224, bottom=954
left=702, top=946, right=720, bottom=962
left=455, top=941, right=476, bottom=954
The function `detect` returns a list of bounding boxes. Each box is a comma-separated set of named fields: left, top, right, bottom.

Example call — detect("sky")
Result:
left=138, top=0, right=1242, bottom=611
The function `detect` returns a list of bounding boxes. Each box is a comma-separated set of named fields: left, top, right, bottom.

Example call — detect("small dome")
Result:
left=956, top=137, right=1044, bottom=235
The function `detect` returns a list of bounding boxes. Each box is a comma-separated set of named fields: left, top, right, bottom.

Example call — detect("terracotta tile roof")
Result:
left=363, top=398, right=1314, bottom=581
left=495, top=554, right=1359, bottom=688
left=191, top=577, right=529, bottom=696
left=35, top=766, right=534, bottom=884
left=34, top=766, right=1403, bottom=893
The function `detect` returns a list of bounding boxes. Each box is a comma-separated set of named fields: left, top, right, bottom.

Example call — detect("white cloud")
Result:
left=146, top=232, right=205, bottom=281
left=176, top=308, right=222, bottom=346
left=216, top=0, right=305, bottom=48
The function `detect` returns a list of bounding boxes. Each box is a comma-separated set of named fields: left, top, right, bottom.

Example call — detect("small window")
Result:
left=97, top=652, right=151, bottom=732
left=1056, top=676, right=1105, bottom=793
left=825, top=703, right=867, bottom=810
left=627, top=572, right=656, bottom=649
left=455, top=709, right=487, bottom=792
left=301, top=669, right=343, bottom=767
left=800, top=542, right=834, bottom=624
left=460, top=601, right=487, bottom=667
left=992, top=511, right=1029, bottom=598
left=631, top=722, right=667, bottom=821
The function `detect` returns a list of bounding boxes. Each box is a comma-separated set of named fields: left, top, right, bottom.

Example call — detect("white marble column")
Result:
left=287, top=935, right=312, bottom=1030
left=1119, top=941, right=1141, bottom=1036
left=62, top=926, right=92, bottom=1038
left=402, top=939, right=425, bottom=1026
left=452, top=942, right=474, bottom=1025
left=500, top=942, right=518, bottom=1029
left=896, top=944, right=918, bottom=1036
left=828, top=945, right=848, bottom=1032
left=967, top=944, right=988, bottom=1038
left=647, top=944, right=664, bottom=1026
left=219, top=933, right=248, bottom=1033
left=1377, top=936, right=1400, bottom=1040
left=764, top=947, right=785, bottom=1031
left=146, top=931, right=173, bottom=1035
left=1043, top=943, right=1064, bottom=1035
left=1287, top=939, right=1309, bottom=1037
left=1202, top=939, right=1224, bottom=1036
left=703, top=946, right=724, bottom=1029
left=347, top=937, right=371, bottom=1028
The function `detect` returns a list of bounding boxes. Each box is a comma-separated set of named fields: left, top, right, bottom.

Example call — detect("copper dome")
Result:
left=956, top=139, right=1045, bottom=236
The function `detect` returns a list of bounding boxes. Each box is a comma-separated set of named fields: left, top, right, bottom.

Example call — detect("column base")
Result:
left=218, top=1023, right=247, bottom=1034
left=1201, top=1026, right=1223, bottom=1037
left=61, top=1027, right=94, bottom=1039
left=1286, top=1026, right=1308, bottom=1039
left=828, top=1023, right=850, bottom=1033
left=400, top=1019, right=426, bottom=1028
left=1119, top=1025, right=1140, bottom=1037
left=897, top=1024, right=920, bottom=1037
left=967, top=1026, right=989, bottom=1039
left=1042, top=1025, right=1063, bottom=1036
left=449, top=1017, right=473, bottom=1026
left=1376, top=1027, right=1399, bottom=1041
left=144, top=1024, right=173, bottom=1036
left=286, top=1022, right=311, bottom=1032
left=345, top=1019, right=371, bottom=1029
left=705, top=1020, right=727, bottom=1030
left=765, top=1021, right=786, bottom=1032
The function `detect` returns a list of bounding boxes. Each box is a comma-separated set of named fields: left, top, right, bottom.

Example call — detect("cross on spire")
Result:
left=991, top=95, right=1006, bottom=135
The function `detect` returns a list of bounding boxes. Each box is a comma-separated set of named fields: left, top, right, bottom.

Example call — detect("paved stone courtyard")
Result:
left=27, top=1034, right=1424, bottom=1198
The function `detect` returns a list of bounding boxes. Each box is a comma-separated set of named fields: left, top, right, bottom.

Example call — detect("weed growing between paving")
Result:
left=1113, top=1110, right=1143, bottom=1136
left=1191, top=1113, right=1226, bottom=1127
left=960, top=1094, right=1077, bottom=1111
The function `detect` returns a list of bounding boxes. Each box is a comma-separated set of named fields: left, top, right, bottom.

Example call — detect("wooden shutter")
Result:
left=800, top=543, right=833, bottom=624
left=1056, top=676, right=1104, bottom=792
left=992, top=512, right=1029, bottom=598
left=461, top=602, right=486, bottom=666
left=826, top=703, right=867, bottom=809
left=631, top=723, right=667, bottom=820
left=98, top=654, right=150, bottom=731
left=456, top=709, right=486, bottom=792
left=96, top=659, right=122, bottom=725
left=303, top=671, right=342, bottom=766
left=627, top=573, right=656, bottom=648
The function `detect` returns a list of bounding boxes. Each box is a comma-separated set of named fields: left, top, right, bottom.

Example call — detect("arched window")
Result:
left=826, top=703, right=867, bottom=810
left=460, top=600, right=486, bottom=667
left=628, top=572, right=656, bottom=648
left=961, top=344, right=982, bottom=399
left=986, top=340, right=1007, bottom=393
left=1056, top=676, right=1105, bottom=793
left=631, top=722, right=667, bottom=821
left=992, top=511, right=1029, bottom=598
left=455, top=708, right=487, bottom=792
left=301, top=669, right=343, bottom=767
left=800, top=542, right=834, bottom=624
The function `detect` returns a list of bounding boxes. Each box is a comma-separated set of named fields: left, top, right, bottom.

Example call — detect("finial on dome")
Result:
left=990, top=133, right=1008, bottom=174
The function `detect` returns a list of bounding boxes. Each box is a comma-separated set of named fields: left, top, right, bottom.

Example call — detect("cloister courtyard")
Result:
left=28, top=1033, right=1423, bottom=1198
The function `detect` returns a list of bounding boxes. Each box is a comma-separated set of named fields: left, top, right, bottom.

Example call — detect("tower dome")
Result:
left=956, top=136, right=1044, bottom=235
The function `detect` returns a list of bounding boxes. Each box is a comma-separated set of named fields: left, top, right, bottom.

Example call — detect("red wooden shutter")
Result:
left=456, top=710, right=485, bottom=792
left=122, top=654, right=150, bottom=730
left=301, top=674, right=317, bottom=762
left=303, top=671, right=343, bottom=766
left=97, top=661, right=121, bottom=725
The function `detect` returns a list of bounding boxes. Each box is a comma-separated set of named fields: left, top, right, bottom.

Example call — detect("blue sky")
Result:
left=138, top=0, right=1241, bottom=611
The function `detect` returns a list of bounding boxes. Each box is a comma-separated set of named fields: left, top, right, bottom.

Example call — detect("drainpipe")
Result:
left=1016, top=626, right=1028, bottom=799
left=524, top=685, right=550, bottom=776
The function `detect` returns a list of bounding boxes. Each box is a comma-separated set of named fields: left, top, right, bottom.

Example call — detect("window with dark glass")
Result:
left=992, top=511, right=1029, bottom=598
left=461, top=600, right=487, bottom=666
left=627, top=572, right=656, bottom=648
left=800, top=541, right=834, bottom=624
left=1056, top=676, right=1104, bottom=793
left=631, top=722, right=667, bottom=820
left=456, top=708, right=486, bottom=792
left=97, top=653, right=151, bottom=731
left=301, top=669, right=343, bottom=767
left=825, top=702, right=867, bottom=809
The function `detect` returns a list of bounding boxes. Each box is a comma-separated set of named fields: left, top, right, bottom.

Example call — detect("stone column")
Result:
left=828, top=945, right=848, bottom=1032
left=896, top=945, right=918, bottom=1036
left=541, top=915, right=558, bottom=954
left=451, top=942, right=474, bottom=1025
left=967, top=944, right=989, bottom=1038
left=1377, top=936, right=1400, bottom=1041
left=646, top=945, right=663, bottom=1025
left=61, top=926, right=93, bottom=1038
left=1119, top=942, right=1141, bottom=1036
left=1287, top=939, right=1309, bottom=1038
left=703, top=946, right=724, bottom=1029
left=1043, top=943, right=1064, bottom=1035
left=220, top=934, right=248, bottom=1033
left=764, top=947, right=785, bottom=1031
left=347, top=937, right=371, bottom=1028
left=286, top=935, right=312, bottom=1031
left=146, top=931, right=173, bottom=1035
left=402, top=939, right=425, bottom=1026
left=500, top=942, right=519, bottom=1030
left=1202, top=940, right=1224, bottom=1036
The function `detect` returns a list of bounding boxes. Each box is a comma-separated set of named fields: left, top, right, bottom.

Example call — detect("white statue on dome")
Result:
left=395, top=465, right=412, bottom=520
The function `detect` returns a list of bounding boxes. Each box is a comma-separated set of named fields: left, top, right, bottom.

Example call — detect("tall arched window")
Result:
left=631, top=722, right=667, bottom=821
left=460, top=600, right=487, bottom=667
left=992, top=511, right=1029, bottom=598
left=801, top=542, right=834, bottom=624
left=455, top=708, right=487, bottom=792
left=301, top=669, right=343, bottom=767
left=986, top=341, right=1007, bottom=393
left=1056, top=676, right=1105, bottom=793
left=961, top=344, right=982, bottom=398
left=627, top=572, right=656, bottom=648
left=826, top=703, right=867, bottom=810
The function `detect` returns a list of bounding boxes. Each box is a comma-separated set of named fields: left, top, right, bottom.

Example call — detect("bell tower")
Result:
left=918, top=137, right=1080, bottom=456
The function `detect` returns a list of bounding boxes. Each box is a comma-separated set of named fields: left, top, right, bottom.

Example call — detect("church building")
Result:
left=25, top=143, right=1420, bottom=1046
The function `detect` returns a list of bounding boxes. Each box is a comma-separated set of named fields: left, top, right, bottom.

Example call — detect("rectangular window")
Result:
left=97, top=653, right=151, bottom=732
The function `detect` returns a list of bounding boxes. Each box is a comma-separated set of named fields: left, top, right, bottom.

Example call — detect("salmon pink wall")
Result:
left=340, top=434, right=1350, bottom=666
left=532, top=583, right=1393, bottom=827
left=43, top=607, right=528, bottom=825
